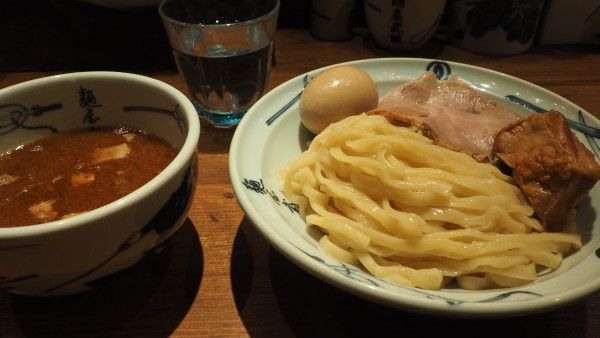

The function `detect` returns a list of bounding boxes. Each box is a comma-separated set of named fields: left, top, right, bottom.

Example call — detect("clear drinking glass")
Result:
left=159, top=0, right=280, bottom=127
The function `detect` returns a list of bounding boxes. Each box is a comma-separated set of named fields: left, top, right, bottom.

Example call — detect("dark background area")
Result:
left=0, top=0, right=346, bottom=72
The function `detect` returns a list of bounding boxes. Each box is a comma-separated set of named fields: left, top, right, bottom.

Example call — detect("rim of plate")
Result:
left=229, top=57, right=600, bottom=318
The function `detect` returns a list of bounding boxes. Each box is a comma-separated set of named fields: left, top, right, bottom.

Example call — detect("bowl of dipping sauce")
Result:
left=0, top=72, right=200, bottom=296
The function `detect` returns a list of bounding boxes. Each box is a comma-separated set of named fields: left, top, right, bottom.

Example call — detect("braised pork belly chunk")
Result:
left=493, top=110, right=600, bottom=231
left=372, top=71, right=523, bottom=161
left=369, top=71, right=600, bottom=231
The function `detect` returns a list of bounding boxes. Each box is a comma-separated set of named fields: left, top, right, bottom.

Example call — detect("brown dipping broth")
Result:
left=0, top=126, right=177, bottom=228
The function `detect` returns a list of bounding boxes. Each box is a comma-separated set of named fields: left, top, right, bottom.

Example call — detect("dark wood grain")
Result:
left=1, top=28, right=599, bottom=338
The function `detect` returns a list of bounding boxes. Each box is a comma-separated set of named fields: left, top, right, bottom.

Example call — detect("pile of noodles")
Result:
left=276, top=113, right=581, bottom=290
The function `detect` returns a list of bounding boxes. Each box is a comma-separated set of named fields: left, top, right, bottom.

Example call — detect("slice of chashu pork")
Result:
left=368, top=71, right=600, bottom=231
left=369, top=71, right=523, bottom=162
left=493, top=110, right=600, bottom=231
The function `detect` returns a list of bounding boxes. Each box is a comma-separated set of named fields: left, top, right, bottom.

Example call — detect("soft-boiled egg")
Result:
left=299, top=65, right=378, bottom=134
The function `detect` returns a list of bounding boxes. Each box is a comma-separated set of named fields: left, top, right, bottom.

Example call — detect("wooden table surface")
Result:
left=1, top=28, right=599, bottom=338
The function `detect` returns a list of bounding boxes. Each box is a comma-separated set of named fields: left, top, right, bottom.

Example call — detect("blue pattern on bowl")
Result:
left=0, top=97, right=196, bottom=295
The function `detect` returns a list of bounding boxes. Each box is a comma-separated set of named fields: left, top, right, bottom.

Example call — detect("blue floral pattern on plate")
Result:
left=230, top=58, right=600, bottom=317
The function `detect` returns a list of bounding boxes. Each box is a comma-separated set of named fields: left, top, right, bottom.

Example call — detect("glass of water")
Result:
left=159, top=0, right=280, bottom=128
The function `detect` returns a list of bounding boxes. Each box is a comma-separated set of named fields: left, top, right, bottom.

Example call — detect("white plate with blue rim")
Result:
left=229, top=58, right=600, bottom=318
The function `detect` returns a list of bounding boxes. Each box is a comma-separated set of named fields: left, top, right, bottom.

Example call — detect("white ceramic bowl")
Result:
left=0, top=72, right=200, bottom=296
left=364, top=0, right=446, bottom=50
left=230, top=58, right=600, bottom=318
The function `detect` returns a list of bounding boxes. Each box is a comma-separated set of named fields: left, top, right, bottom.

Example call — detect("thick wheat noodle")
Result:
left=277, top=114, right=582, bottom=290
